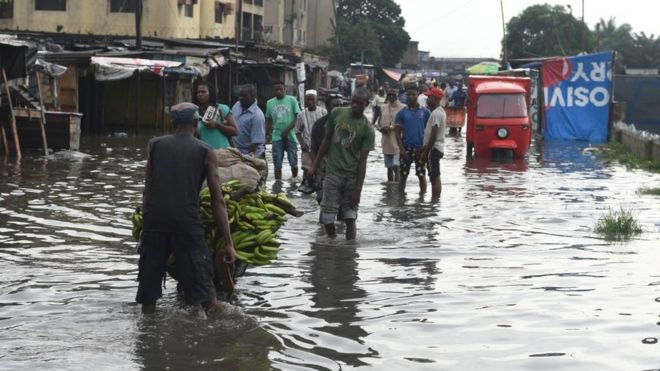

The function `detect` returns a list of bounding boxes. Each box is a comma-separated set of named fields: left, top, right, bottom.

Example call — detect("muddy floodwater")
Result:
left=1, top=133, right=660, bottom=370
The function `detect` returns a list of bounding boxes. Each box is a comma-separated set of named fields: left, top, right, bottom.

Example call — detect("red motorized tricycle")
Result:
left=465, top=76, right=532, bottom=158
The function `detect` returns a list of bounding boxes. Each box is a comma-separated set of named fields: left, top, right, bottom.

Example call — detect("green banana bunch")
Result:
left=131, top=207, right=143, bottom=242
left=129, top=180, right=302, bottom=267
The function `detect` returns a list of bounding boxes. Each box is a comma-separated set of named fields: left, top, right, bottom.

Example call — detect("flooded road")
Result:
left=1, top=133, right=660, bottom=370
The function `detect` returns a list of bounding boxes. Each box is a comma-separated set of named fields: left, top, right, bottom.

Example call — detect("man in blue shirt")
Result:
left=395, top=88, right=431, bottom=194
left=231, top=84, right=266, bottom=159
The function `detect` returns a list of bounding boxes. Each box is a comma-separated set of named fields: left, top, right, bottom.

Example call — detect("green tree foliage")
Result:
left=594, top=18, right=660, bottom=69
left=326, top=0, right=410, bottom=68
left=504, top=4, right=593, bottom=59
left=505, top=5, right=660, bottom=70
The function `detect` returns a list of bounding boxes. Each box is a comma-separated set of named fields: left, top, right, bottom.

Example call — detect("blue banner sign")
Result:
left=542, top=51, right=614, bottom=142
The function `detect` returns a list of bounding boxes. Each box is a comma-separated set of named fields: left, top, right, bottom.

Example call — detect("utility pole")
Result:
left=581, top=0, right=585, bottom=52
left=500, top=0, right=507, bottom=63
left=135, top=0, right=143, bottom=50
left=236, top=0, right=242, bottom=52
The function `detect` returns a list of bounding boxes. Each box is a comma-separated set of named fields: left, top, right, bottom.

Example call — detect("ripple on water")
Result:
left=1, top=136, right=660, bottom=370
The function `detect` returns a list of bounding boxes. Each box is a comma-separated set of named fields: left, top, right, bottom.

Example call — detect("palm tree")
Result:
left=594, top=18, right=635, bottom=70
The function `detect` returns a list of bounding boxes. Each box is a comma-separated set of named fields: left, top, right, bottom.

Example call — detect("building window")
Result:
left=254, top=0, right=263, bottom=6
left=214, top=3, right=224, bottom=23
left=254, top=14, right=263, bottom=41
left=242, top=12, right=252, bottom=41
left=0, top=1, right=13, bottom=19
left=110, top=0, right=137, bottom=13
left=184, top=3, right=193, bottom=17
left=35, top=0, right=67, bottom=11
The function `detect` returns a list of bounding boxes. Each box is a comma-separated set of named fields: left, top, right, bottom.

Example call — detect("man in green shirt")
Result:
left=265, top=81, right=301, bottom=180
left=309, top=88, right=375, bottom=240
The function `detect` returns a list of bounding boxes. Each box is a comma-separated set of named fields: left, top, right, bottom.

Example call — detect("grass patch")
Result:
left=596, top=141, right=660, bottom=173
left=594, top=207, right=643, bottom=241
left=639, top=187, right=660, bottom=196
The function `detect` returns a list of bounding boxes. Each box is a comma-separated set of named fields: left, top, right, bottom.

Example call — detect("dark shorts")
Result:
left=320, top=174, right=358, bottom=224
left=136, top=230, right=216, bottom=306
left=427, top=148, right=443, bottom=179
left=400, top=147, right=426, bottom=178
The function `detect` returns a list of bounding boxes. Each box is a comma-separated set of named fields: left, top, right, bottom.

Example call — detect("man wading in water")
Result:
left=136, top=103, right=236, bottom=314
left=395, top=88, right=431, bottom=194
left=309, top=88, right=375, bottom=240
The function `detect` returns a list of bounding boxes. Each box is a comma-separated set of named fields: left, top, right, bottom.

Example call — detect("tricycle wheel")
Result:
left=466, top=142, right=473, bottom=159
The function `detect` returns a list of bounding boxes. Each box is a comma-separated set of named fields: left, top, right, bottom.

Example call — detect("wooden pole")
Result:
left=135, top=0, right=143, bottom=50
left=136, top=72, right=140, bottom=134
left=2, top=69, right=21, bottom=159
left=161, top=73, right=166, bottom=133
left=500, top=0, right=508, bottom=63
left=1, top=122, right=8, bottom=156
left=35, top=72, right=49, bottom=156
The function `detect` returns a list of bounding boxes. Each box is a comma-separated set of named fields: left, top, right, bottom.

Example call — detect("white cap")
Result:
left=305, top=89, right=318, bottom=96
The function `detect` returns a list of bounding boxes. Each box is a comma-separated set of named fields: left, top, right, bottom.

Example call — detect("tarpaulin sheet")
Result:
left=542, top=51, right=614, bottom=142
left=91, top=57, right=182, bottom=81
left=34, top=58, right=67, bottom=77
left=382, top=68, right=402, bottom=81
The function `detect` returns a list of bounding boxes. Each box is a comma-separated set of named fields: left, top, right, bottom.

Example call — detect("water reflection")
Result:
left=134, top=304, right=276, bottom=371
left=2, top=132, right=660, bottom=370
left=464, top=157, right=529, bottom=174
left=301, top=239, right=377, bottom=367
left=536, top=140, right=608, bottom=175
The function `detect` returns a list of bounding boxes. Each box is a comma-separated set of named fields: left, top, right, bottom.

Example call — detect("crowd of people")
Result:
left=189, top=79, right=470, bottom=239
left=135, top=79, right=466, bottom=313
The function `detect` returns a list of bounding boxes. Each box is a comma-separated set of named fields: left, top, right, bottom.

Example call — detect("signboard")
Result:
left=542, top=51, right=614, bottom=142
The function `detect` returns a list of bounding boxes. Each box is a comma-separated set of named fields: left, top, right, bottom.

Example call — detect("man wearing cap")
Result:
left=136, top=102, right=236, bottom=314
left=395, top=88, right=431, bottom=194
left=295, top=90, right=327, bottom=180
left=421, top=88, right=447, bottom=199
left=377, top=88, right=405, bottom=182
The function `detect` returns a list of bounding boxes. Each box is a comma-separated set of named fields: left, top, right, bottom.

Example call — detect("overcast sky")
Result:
left=394, top=0, right=660, bottom=59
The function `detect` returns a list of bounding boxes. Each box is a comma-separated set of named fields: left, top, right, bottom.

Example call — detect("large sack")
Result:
left=216, top=147, right=244, bottom=168
left=217, top=163, right=261, bottom=191
left=215, top=148, right=267, bottom=178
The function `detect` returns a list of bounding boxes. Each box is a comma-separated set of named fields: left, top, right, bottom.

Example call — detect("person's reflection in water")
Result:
left=302, top=239, right=378, bottom=367
left=133, top=305, right=277, bottom=371
left=269, top=177, right=299, bottom=196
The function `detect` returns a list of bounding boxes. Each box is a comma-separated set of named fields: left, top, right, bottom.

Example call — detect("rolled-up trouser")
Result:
left=427, top=148, right=443, bottom=179
left=320, top=174, right=358, bottom=225
left=272, top=139, right=298, bottom=170
left=136, top=230, right=216, bottom=306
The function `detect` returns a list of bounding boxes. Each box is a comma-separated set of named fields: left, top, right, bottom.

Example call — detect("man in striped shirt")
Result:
left=295, top=90, right=327, bottom=179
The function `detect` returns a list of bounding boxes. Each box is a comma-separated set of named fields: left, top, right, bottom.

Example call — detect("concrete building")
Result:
left=263, top=0, right=334, bottom=49
left=0, top=0, right=264, bottom=41
left=423, top=57, right=500, bottom=75
left=305, top=0, right=334, bottom=50
left=0, top=0, right=333, bottom=48
left=400, top=41, right=419, bottom=68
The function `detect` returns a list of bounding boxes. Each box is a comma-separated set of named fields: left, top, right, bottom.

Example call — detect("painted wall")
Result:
left=305, top=0, right=334, bottom=49
left=263, top=0, right=284, bottom=44
left=0, top=0, right=238, bottom=39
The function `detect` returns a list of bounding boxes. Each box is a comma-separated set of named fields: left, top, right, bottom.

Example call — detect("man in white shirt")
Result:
left=421, top=87, right=447, bottom=199
left=417, top=84, right=429, bottom=109
left=295, top=90, right=327, bottom=179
